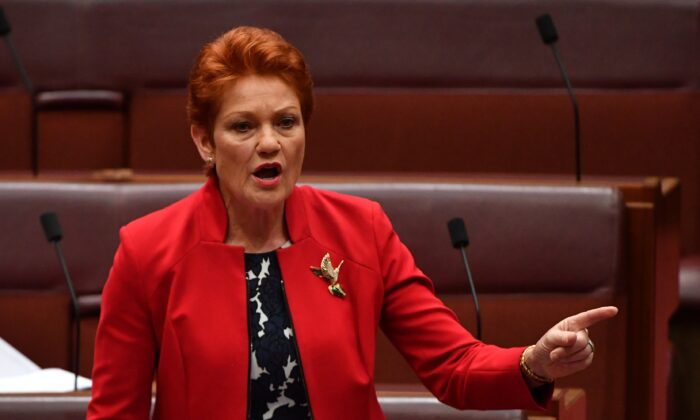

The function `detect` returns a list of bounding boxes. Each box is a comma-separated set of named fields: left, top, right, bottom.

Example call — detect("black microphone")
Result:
left=447, top=218, right=482, bottom=340
left=40, top=212, right=81, bottom=392
left=535, top=13, right=581, bottom=182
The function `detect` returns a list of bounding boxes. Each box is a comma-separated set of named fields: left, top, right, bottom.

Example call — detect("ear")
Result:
left=191, top=124, right=215, bottom=160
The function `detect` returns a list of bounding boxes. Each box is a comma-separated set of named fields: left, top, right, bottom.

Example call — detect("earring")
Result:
left=206, top=156, right=214, bottom=166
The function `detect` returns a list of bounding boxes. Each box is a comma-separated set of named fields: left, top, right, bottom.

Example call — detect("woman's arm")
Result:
left=373, top=201, right=617, bottom=409
left=87, top=228, right=157, bottom=420
left=372, top=202, right=547, bottom=410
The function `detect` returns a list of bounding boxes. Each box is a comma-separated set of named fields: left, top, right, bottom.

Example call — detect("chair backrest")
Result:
left=311, top=182, right=623, bottom=295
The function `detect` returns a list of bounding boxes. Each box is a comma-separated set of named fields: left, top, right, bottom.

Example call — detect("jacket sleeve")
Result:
left=373, top=202, right=551, bottom=410
left=87, top=228, right=156, bottom=419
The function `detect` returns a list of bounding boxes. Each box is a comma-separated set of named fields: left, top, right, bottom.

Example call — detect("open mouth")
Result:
left=253, top=163, right=282, bottom=180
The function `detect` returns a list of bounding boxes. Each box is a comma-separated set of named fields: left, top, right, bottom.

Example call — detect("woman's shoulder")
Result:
left=118, top=185, right=208, bottom=268
left=295, top=184, right=379, bottom=217
left=125, top=188, right=201, bottom=236
left=292, top=185, right=391, bottom=266
left=293, top=185, right=384, bottom=236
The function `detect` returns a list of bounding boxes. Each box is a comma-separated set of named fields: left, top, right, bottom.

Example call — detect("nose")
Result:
left=256, top=125, right=281, bottom=155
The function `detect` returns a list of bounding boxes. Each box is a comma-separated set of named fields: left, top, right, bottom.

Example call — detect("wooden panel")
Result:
left=0, top=292, right=71, bottom=370
left=37, top=110, right=126, bottom=171
left=129, top=90, right=200, bottom=172
left=624, top=202, right=656, bottom=419
left=0, top=91, right=32, bottom=172
left=622, top=178, right=681, bottom=420
left=79, top=317, right=98, bottom=378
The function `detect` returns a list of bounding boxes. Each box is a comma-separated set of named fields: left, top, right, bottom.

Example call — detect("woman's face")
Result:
left=192, top=74, right=306, bottom=212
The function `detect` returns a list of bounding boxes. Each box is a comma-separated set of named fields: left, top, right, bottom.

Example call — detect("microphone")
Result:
left=40, top=212, right=81, bottom=392
left=535, top=13, right=581, bottom=182
left=447, top=218, right=482, bottom=340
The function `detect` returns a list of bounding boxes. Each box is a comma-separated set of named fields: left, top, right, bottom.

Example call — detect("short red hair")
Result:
left=187, top=26, right=314, bottom=133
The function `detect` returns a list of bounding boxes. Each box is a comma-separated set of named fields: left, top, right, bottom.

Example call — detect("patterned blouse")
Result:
left=245, top=250, right=312, bottom=420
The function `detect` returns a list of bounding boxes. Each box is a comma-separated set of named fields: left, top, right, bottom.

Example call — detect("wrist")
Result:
left=519, top=345, right=554, bottom=385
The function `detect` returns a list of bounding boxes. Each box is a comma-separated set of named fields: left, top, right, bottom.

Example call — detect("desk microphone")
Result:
left=447, top=218, right=482, bottom=340
left=40, top=212, right=81, bottom=391
left=535, top=13, right=582, bottom=182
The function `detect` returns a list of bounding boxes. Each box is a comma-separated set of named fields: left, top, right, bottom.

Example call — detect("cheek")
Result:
left=216, top=145, right=255, bottom=184
left=296, top=141, right=306, bottom=165
left=218, top=141, right=253, bottom=165
left=290, top=136, right=306, bottom=167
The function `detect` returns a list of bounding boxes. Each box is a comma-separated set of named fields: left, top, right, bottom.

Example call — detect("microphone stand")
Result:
left=536, top=13, right=582, bottom=182
left=1, top=34, right=33, bottom=93
left=458, top=245, right=481, bottom=340
left=50, top=241, right=81, bottom=392
left=448, top=218, right=482, bottom=340
left=549, top=43, right=581, bottom=182
left=41, top=211, right=81, bottom=392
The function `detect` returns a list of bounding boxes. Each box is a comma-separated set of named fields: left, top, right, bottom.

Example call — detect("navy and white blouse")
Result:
left=245, top=251, right=312, bottom=420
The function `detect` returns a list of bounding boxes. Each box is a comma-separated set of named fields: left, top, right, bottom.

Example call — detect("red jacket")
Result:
left=88, top=178, right=548, bottom=419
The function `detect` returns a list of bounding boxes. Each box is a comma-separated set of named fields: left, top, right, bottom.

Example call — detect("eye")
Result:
left=278, top=116, right=297, bottom=129
left=230, top=121, right=253, bottom=133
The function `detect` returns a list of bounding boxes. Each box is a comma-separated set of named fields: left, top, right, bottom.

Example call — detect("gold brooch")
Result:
left=310, top=253, right=346, bottom=298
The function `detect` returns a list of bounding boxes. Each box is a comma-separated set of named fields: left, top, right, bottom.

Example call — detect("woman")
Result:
left=87, top=26, right=617, bottom=419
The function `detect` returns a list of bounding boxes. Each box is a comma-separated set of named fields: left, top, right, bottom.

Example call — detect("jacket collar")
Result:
left=196, top=176, right=311, bottom=244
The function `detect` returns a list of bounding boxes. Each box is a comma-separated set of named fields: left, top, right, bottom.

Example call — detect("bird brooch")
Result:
left=310, top=253, right=346, bottom=298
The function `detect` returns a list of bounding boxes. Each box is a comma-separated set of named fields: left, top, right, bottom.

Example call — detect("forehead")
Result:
left=218, top=74, right=301, bottom=113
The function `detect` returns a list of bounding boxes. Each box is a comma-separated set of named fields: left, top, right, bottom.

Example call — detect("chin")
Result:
left=245, top=187, right=291, bottom=210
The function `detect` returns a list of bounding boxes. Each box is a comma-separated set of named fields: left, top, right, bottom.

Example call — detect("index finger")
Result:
left=562, top=306, right=618, bottom=331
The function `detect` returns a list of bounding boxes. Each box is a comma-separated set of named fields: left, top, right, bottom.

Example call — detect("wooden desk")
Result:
left=0, top=388, right=584, bottom=420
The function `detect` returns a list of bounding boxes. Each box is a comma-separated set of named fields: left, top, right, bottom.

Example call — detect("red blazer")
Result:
left=88, top=178, right=548, bottom=419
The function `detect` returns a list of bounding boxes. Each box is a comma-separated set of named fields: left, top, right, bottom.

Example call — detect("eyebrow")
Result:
left=273, top=105, right=302, bottom=114
left=219, top=105, right=301, bottom=121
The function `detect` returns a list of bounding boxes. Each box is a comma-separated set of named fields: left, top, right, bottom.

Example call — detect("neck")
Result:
left=222, top=195, right=289, bottom=253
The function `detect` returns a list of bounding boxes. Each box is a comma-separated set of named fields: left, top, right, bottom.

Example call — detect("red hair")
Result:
left=187, top=26, right=314, bottom=133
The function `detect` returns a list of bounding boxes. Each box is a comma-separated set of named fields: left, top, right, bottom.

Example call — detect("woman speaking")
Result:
left=87, top=26, right=617, bottom=419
